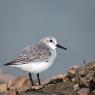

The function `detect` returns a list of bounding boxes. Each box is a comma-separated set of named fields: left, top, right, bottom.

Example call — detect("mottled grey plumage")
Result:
left=6, top=42, right=51, bottom=65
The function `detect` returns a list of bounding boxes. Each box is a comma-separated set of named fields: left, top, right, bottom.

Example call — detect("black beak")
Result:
left=56, top=44, right=67, bottom=50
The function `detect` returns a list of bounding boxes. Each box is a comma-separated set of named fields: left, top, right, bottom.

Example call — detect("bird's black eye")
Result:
left=50, top=40, right=53, bottom=42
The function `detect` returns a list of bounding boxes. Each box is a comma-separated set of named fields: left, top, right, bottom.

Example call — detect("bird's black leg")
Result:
left=28, top=72, right=34, bottom=85
left=37, top=73, right=41, bottom=85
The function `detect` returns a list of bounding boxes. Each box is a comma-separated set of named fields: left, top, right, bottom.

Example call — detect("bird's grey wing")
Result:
left=5, top=43, right=51, bottom=65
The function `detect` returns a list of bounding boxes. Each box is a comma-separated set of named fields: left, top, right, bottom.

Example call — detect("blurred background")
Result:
left=0, top=0, right=95, bottom=80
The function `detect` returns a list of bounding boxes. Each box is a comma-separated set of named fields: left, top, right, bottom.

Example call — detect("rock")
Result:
left=91, top=90, right=95, bottom=95
left=8, top=76, right=32, bottom=92
left=68, top=66, right=80, bottom=75
left=5, top=90, right=18, bottom=95
left=78, top=61, right=95, bottom=76
left=0, top=83, right=7, bottom=93
left=77, top=88, right=90, bottom=95
left=41, top=82, right=74, bottom=95
left=74, top=84, right=80, bottom=90
left=47, top=74, right=71, bottom=84
left=67, top=66, right=80, bottom=80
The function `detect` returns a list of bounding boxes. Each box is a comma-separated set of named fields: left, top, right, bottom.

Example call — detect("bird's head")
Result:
left=39, top=36, right=67, bottom=51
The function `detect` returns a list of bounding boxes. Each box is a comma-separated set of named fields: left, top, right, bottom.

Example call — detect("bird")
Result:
left=4, top=36, right=67, bottom=85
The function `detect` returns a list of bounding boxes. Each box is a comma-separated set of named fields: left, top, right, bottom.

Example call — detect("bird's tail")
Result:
left=4, top=61, right=15, bottom=66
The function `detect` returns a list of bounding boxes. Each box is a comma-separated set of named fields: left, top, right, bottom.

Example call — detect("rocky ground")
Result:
left=0, top=60, right=95, bottom=95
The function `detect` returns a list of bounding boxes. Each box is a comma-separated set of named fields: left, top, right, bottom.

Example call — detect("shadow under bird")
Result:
left=4, top=36, right=67, bottom=85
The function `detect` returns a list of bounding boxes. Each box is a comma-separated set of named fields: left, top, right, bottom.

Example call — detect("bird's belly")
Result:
left=21, top=61, right=53, bottom=73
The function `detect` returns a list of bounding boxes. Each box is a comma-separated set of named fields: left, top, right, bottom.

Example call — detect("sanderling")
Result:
left=5, top=36, right=67, bottom=85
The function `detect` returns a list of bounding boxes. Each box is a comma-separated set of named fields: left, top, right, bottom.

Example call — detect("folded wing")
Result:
left=5, top=43, right=51, bottom=66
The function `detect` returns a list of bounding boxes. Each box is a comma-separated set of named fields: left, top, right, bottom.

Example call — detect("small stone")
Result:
left=6, top=90, right=18, bottom=95
left=77, top=88, right=90, bottom=95
left=68, top=66, right=80, bottom=74
left=74, top=84, right=79, bottom=90
left=31, top=85, right=43, bottom=90
left=0, top=83, right=8, bottom=93
left=8, top=76, right=31, bottom=92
